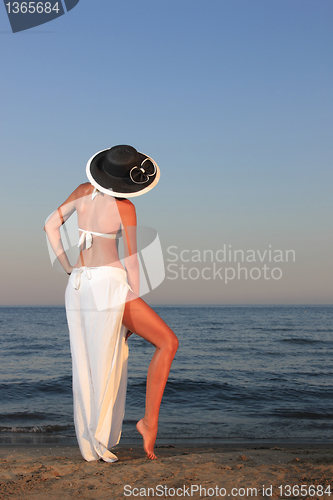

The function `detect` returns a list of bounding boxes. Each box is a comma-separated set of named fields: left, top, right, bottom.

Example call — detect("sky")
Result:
left=0, top=0, right=332, bottom=305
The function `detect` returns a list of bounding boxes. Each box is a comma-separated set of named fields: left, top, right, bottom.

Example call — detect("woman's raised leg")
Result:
left=122, top=291, right=179, bottom=459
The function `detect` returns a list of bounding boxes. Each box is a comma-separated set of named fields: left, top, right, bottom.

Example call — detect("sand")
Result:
left=0, top=442, right=332, bottom=499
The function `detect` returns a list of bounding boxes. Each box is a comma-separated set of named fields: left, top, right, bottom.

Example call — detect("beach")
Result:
left=0, top=442, right=332, bottom=499
left=1, top=306, right=333, bottom=499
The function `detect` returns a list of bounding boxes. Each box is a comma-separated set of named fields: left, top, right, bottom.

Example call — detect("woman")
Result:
left=44, top=145, right=178, bottom=462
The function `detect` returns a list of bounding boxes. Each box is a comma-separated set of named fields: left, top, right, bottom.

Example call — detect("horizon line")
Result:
left=0, top=303, right=332, bottom=308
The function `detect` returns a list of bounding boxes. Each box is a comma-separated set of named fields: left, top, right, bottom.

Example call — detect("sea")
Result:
left=0, top=305, right=332, bottom=445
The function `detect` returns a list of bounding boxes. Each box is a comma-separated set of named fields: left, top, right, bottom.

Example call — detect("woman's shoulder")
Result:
left=115, top=197, right=136, bottom=224
left=66, top=183, right=94, bottom=203
left=60, top=183, right=92, bottom=206
left=76, top=182, right=93, bottom=196
left=116, top=197, right=135, bottom=208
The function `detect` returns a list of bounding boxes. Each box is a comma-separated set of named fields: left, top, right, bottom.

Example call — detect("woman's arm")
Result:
left=117, top=199, right=140, bottom=296
left=44, top=186, right=79, bottom=275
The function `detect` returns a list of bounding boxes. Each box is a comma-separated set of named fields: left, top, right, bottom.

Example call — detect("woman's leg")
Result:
left=122, top=291, right=179, bottom=459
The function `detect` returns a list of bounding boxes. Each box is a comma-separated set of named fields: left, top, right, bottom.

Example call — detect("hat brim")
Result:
left=86, top=147, right=160, bottom=198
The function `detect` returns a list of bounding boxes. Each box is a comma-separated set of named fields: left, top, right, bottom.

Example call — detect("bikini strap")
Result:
left=92, top=187, right=100, bottom=200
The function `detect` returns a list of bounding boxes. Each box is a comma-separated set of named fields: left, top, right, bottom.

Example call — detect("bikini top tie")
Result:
left=78, top=228, right=120, bottom=249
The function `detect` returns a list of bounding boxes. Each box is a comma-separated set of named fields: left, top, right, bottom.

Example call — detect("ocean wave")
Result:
left=269, top=410, right=333, bottom=420
left=0, top=375, right=72, bottom=398
left=254, top=327, right=296, bottom=332
left=0, top=424, right=73, bottom=434
left=280, top=338, right=329, bottom=344
left=0, top=411, right=65, bottom=423
left=127, top=378, right=333, bottom=407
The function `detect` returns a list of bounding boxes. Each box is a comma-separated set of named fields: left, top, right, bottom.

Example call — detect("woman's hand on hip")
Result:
left=67, top=265, right=74, bottom=275
left=125, top=330, right=133, bottom=341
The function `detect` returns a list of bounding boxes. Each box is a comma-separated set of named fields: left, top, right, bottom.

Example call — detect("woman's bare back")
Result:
left=73, top=183, right=132, bottom=270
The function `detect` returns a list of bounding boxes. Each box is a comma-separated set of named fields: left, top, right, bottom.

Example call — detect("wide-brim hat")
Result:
left=86, top=144, right=160, bottom=198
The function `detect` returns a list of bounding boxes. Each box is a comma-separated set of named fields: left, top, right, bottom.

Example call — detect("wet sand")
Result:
left=0, top=442, right=332, bottom=499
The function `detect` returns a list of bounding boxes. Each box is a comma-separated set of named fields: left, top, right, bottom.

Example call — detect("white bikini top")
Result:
left=78, top=228, right=121, bottom=249
left=77, top=187, right=121, bottom=249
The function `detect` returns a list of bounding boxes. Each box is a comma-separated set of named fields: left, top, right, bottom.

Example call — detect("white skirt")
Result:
left=65, top=266, right=131, bottom=462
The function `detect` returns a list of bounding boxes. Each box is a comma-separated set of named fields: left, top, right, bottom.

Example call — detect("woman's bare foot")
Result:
left=136, top=418, right=158, bottom=459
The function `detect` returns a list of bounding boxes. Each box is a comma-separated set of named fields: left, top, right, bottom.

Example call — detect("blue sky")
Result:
left=0, top=0, right=332, bottom=305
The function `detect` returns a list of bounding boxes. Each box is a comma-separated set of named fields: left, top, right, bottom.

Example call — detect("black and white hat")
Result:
left=86, top=144, right=160, bottom=197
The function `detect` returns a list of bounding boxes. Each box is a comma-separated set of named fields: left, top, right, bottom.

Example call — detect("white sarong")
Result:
left=65, top=266, right=131, bottom=462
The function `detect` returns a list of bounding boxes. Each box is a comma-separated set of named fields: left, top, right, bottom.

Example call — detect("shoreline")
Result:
left=2, top=433, right=333, bottom=447
left=1, top=442, right=333, bottom=499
